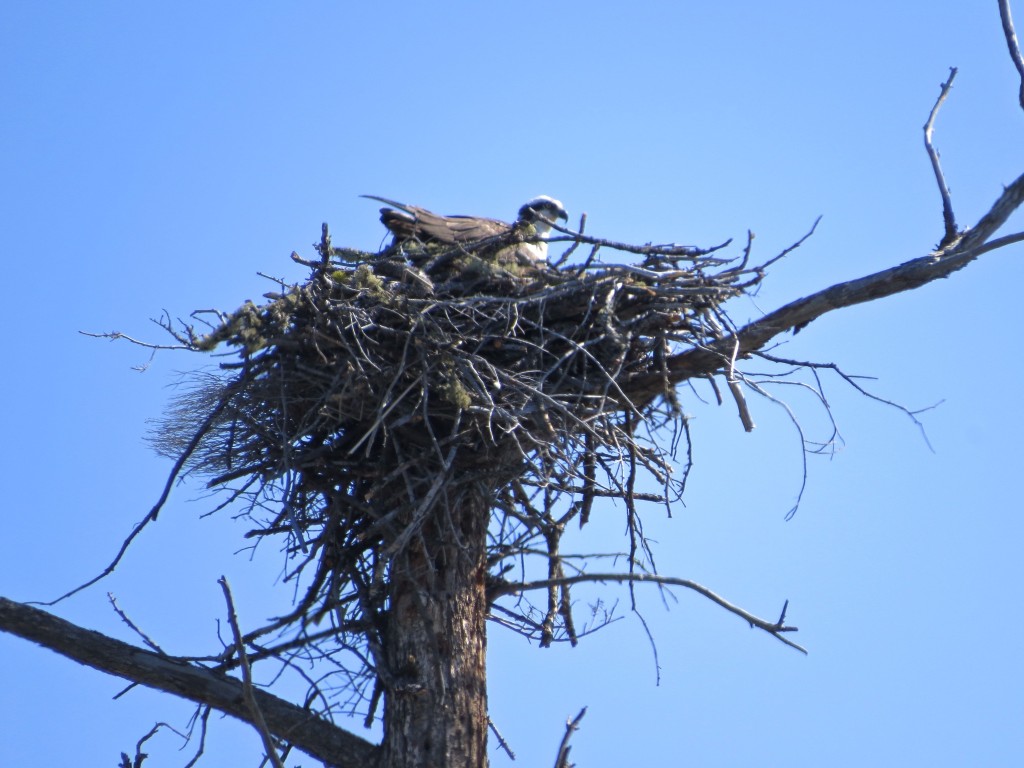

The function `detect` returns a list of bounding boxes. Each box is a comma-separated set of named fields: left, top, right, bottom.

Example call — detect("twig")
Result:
left=218, top=577, right=286, bottom=768
left=182, top=706, right=211, bottom=768
left=489, top=718, right=517, bottom=761
left=726, top=339, right=756, bottom=432
left=968, top=229, right=1024, bottom=256
left=108, top=593, right=166, bottom=654
left=553, top=707, right=587, bottom=768
left=544, top=218, right=732, bottom=260
left=318, top=222, right=332, bottom=265
left=632, top=605, right=662, bottom=686
left=753, top=352, right=939, bottom=453
left=552, top=212, right=587, bottom=266
left=499, top=572, right=807, bottom=653
left=923, top=67, right=959, bottom=246
left=999, top=0, right=1024, bottom=110
left=39, top=383, right=238, bottom=606
left=748, top=215, right=821, bottom=273
left=120, top=722, right=187, bottom=768
left=78, top=329, right=193, bottom=352
left=702, top=309, right=756, bottom=431
left=739, top=377, right=810, bottom=519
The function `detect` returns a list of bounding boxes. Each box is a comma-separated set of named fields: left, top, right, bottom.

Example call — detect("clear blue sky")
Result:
left=3, top=2, right=1023, bottom=766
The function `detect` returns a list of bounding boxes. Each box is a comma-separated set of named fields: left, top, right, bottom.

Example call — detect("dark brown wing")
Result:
left=422, top=213, right=509, bottom=243
left=365, top=195, right=511, bottom=244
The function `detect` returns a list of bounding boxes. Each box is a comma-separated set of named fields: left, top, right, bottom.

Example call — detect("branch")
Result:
left=553, top=707, right=587, bottom=768
left=219, top=577, right=286, bottom=768
left=42, top=379, right=241, bottom=606
left=924, top=67, right=958, bottom=246
left=488, top=718, right=517, bottom=761
left=0, top=596, right=377, bottom=768
left=543, top=219, right=733, bottom=261
left=496, top=572, right=806, bottom=653
left=621, top=169, right=1024, bottom=405
left=1000, top=0, right=1024, bottom=110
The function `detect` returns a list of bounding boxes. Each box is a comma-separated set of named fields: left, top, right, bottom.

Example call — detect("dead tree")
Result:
left=3, top=4, right=1024, bottom=766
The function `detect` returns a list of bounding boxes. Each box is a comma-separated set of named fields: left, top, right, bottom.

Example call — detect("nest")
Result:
left=153, top=221, right=763, bottom=708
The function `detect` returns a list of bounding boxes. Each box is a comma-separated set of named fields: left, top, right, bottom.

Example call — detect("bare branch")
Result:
left=958, top=168, right=1024, bottom=250
left=108, top=593, right=166, bottom=655
left=488, top=718, right=517, bottom=761
left=543, top=218, right=732, bottom=261
left=219, top=577, right=286, bottom=768
left=120, top=722, right=186, bottom=768
left=618, top=169, right=1024, bottom=406
left=182, top=706, right=211, bottom=768
left=40, top=381, right=239, bottom=606
left=924, top=67, right=959, bottom=246
left=1000, top=0, right=1024, bottom=110
left=972, top=229, right=1024, bottom=256
left=78, top=329, right=193, bottom=352
left=753, top=352, right=939, bottom=453
left=497, top=572, right=807, bottom=653
left=746, top=215, right=821, bottom=273
left=0, top=596, right=378, bottom=768
left=553, top=707, right=587, bottom=768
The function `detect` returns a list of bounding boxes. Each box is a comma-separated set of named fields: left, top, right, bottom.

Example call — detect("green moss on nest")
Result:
left=440, top=376, right=473, bottom=411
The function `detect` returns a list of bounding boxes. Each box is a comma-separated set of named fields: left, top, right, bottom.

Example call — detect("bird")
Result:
left=363, top=195, right=568, bottom=265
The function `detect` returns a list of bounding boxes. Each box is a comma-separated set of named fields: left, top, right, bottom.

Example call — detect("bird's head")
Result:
left=518, top=196, right=568, bottom=236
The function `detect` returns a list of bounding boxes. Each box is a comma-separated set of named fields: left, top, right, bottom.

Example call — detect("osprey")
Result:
left=364, top=195, right=568, bottom=265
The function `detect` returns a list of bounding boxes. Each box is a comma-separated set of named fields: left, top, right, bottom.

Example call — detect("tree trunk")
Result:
left=379, top=488, right=490, bottom=768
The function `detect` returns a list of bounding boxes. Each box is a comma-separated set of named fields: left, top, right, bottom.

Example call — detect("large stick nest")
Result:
left=152, top=221, right=765, bottom=706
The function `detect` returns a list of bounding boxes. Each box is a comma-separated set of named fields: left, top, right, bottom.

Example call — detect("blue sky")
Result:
left=2, top=1, right=1023, bottom=766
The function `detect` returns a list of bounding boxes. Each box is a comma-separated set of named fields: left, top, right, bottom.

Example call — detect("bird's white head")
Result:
left=517, top=196, right=568, bottom=237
